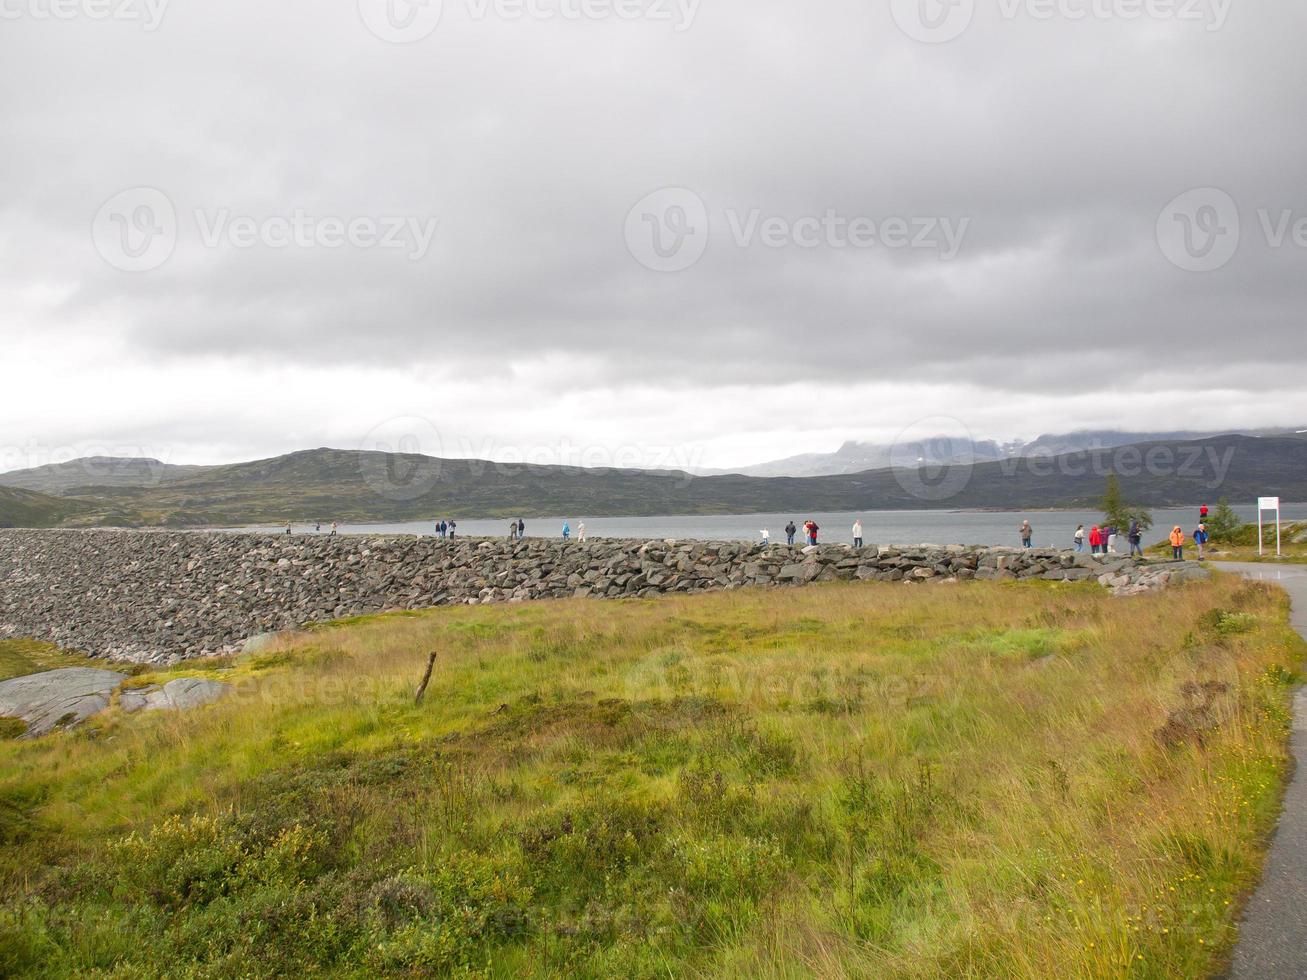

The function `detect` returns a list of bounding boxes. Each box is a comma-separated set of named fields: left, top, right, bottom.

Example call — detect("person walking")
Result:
left=1194, top=523, right=1209, bottom=560
left=1074, top=525, right=1085, bottom=552
left=1019, top=520, right=1033, bottom=549
left=785, top=521, right=797, bottom=546
left=1128, top=519, right=1143, bottom=557
left=1169, top=525, right=1185, bottom=561
left=852, top=519, right=864, bottom=549
left=518, top=518, right=526, bottom=539
left=562, top=521, right=571, bottom=540
left=578, top=521, right=587, bottom=542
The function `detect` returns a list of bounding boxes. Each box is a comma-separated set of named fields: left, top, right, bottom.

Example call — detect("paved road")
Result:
left=1224, top=563, right=1307, bottom=979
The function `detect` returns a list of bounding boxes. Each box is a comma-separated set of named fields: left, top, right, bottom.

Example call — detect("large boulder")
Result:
left=120, top=677, right=231, bottom=713
left=0, top=667, right=128, bottom=736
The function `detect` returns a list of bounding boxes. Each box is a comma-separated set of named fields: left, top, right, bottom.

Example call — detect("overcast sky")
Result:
left=2, top=0, right=1304, bottom=474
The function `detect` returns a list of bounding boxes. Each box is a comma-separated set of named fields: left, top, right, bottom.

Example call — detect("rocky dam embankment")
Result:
left=0, top=530, right=1209, bottom=665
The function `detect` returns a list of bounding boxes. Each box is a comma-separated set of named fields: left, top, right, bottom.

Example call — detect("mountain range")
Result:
left=1, top=431, right=1305, bottom=529
left=693, top=428, right=1307, bottom=478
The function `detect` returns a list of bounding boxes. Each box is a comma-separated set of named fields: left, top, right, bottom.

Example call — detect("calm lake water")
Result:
left=248, top=503, right=1307, bottom=548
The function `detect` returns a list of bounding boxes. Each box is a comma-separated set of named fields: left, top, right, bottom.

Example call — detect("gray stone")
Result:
left=122, top=677, right=230, bottom=713
left=0, top=667, right=128, bottom=736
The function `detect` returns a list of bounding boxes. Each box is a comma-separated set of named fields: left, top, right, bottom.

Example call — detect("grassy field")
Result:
left=1, top=573, right=1303, bottom=978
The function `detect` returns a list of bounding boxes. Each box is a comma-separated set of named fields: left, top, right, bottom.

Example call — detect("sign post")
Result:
left=1258, top=496, right=1282, bottom=558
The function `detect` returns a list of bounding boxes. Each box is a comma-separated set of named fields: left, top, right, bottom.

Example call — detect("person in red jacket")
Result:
left=1089, top=525, right=1103, bottom=555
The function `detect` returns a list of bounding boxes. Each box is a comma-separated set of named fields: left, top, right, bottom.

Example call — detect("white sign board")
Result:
left=1257, top=496, right=1282, bottom=558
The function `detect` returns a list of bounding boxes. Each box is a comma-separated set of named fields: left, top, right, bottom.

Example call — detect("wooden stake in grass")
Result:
left=414, top=652, right=437, bottom=704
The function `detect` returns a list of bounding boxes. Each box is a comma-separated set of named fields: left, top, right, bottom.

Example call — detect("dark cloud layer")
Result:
left=1, top=0, right=1305, bottom=467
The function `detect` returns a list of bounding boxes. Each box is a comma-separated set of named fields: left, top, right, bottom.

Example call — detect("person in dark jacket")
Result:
left=785, top=521, right=797, bottom=546
left=1127, top=520, right=1143, bottom=557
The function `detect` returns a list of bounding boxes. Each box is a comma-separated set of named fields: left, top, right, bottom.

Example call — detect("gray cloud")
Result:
left=1, top=0, right=1305, bottom=467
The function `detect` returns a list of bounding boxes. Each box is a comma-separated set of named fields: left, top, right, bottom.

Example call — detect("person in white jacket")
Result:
left=578, top=521, right=587, bottom=542
left=852, top=520, right=864, bottom=548
left=760, top=528, right=770, bottom=546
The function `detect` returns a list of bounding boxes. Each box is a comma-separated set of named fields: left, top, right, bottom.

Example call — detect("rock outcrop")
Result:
left=0, top=667, right=128, bottom=735
left=0, top=530, right=1209, bottom=666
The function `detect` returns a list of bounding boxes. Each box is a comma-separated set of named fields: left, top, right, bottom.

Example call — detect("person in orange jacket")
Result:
left=1169, top=526, right=1185, bottom=560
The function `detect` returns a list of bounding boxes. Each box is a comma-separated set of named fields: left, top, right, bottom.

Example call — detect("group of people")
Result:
left=1026, top=507, right=1214, bottom=561
left=435, top=519, right=458, bottom=538
left=285, top=521, right=338, bottom=536
left=764, top=519, right=866, bottom=548
left=1170, top=523, right=1209, bottom=561
left=561, top=521, right=587, bottom=541
left=778, top=519, right=825, bottom=546
left=1070, top=521, right=1145, bottom=557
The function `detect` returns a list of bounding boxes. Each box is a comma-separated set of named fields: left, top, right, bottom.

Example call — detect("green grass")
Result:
left=0, top=573, right=1302, bottom=977
left=0, top=639, right=110, bottom=682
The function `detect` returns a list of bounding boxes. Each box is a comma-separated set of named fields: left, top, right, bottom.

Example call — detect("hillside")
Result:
left=0, top=487, right=87, bottom=529
left=0, top=573, right=1298, bottom=976
left=0, top=457, right=205, bottom=495
left=1, top=435, right=1305, bottom=527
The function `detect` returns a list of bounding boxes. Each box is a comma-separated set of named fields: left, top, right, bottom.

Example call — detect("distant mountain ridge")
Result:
left=0, top=433, right=1305, bottom=528
left=696, top=427, right=1306, bottom=478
